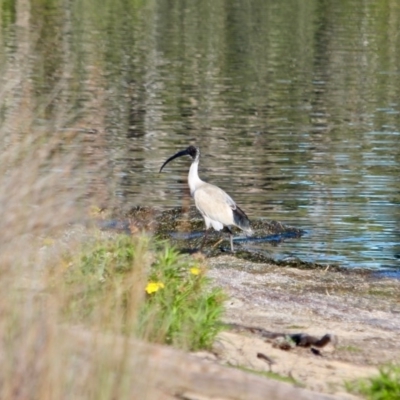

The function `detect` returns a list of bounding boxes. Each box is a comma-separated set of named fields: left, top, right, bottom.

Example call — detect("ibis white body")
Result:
left=160, top=146, right=252, bottom=251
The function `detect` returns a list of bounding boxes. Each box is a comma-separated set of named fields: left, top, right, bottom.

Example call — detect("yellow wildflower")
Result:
left=190, top=267, right=201, bottom=276
left=145, top=282, right=165, bottom=294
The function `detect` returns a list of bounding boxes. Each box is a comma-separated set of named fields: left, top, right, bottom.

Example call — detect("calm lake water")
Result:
left=1, top=0, right=399, bottom=272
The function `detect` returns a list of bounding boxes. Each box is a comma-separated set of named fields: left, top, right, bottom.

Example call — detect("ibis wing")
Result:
left=193, top=184, right=237, bottom=228
left=194, top=183, right=252, bottom=233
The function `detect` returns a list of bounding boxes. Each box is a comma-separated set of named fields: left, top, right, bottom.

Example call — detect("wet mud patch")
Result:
left=97, top=206, right=310, bottom=266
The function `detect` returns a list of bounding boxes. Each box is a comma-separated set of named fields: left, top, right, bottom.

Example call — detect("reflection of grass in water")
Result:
left=341, top=216, right=369, bottom=224
left=367, top=224, right=385, bottom=232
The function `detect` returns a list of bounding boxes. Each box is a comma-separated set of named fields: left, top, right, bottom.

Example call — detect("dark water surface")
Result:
left=1, top=0, right=399, bottom=271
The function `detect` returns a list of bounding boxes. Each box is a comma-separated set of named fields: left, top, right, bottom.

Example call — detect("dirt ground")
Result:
left=202, top=255, right=400, bottom=398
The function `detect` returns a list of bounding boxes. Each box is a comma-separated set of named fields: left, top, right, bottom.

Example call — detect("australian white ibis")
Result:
left=159, top=145, right=252, bottom=252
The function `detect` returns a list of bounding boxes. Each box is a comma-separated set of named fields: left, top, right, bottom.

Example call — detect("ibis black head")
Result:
left=159, top=145, right=199, bottom=172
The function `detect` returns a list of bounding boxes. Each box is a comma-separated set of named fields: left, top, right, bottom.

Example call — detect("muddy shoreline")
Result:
left=95, top=206, right=400, bottom=398
left=205, top=256, right=400, bottom=398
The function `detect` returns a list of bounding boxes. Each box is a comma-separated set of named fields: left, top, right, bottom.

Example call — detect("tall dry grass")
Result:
left=0, top=115, right=157, bottom=399
left=0, top=39, right=156, bottom=400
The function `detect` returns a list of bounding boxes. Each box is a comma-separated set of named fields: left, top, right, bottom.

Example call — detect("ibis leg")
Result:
left=226, top=227, right=234, bottom=252
left=200, top=228, right=209, bottom=249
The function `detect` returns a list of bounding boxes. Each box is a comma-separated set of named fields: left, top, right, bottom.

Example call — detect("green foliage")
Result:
left=58, top=234, right=225, bottom=351
left=348, top=364, right=400, bottom=400
left=139, top=245, right=225, bottom=350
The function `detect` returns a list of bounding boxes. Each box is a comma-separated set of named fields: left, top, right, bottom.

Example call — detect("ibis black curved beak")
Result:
left=159, top=148, right=190, bottom=173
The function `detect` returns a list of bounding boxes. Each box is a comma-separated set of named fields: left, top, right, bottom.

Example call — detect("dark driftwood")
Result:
left=229, top=323, right=338, bottom=348
left=67, top=327, right=341, bottom=400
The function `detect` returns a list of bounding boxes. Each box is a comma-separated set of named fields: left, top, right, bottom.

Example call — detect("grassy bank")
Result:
left=51, top=232, right=224, bottom=350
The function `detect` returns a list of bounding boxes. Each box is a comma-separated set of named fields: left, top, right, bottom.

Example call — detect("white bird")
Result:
left=159, top=145, right=252, bottom=252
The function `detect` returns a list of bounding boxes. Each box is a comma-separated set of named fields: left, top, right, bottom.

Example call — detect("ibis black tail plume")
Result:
left=233, top=205, right=252, bottom=235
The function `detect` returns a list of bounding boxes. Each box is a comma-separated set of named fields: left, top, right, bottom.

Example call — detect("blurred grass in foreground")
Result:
left=0, top=126, right=224, bottom=398
left=0, top=72, right=224, bottom=400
